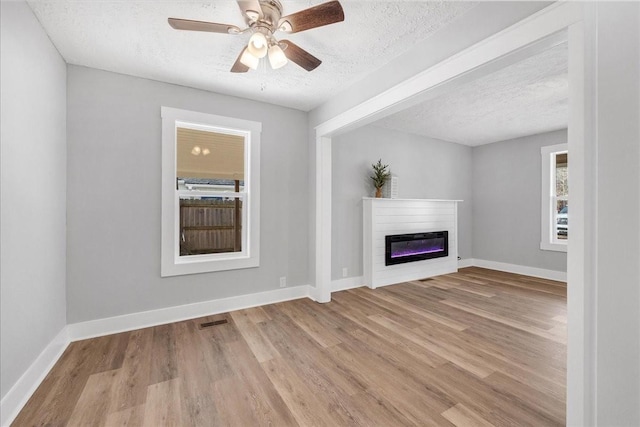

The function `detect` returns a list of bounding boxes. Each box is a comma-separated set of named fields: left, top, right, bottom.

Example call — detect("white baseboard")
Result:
left=470, top=258, right=567, bottom=282
left=0, top=327, right=70, bottom=427
left=67, top=285, right=312, bottom=341
left=458, top=258, right=475, bottom=268
left=306, top=285, right=320, bottom=302
left=332, top=276, right=364, bottom=292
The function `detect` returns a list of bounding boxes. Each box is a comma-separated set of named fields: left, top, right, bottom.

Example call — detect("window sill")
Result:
left=162, top=255, right=259, bottom=277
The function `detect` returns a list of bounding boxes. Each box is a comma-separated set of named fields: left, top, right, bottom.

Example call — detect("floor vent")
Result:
left=200, top=319, right=228, bottom=329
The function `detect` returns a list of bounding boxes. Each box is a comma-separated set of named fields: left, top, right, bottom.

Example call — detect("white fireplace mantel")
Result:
left=363, top=198, right=462, bottom=289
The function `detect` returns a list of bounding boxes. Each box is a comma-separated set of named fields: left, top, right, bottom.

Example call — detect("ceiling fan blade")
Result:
left=231, top=48, right=250, bottom=73
left=168, top=18, right=241, bottom=34
left=237, top=0, right=263, bottom=24
left=281, top=40, right=322, bottom=71
left=278, top=1, right=344, bottom=34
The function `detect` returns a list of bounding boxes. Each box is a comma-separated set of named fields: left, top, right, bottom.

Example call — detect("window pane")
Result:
left=540, top=144, right=567, bottom=252
left=176, top=126, right=245, bottom=191
left=556, top=200, right=568, bottom=240
left=176, top=125, right=246, bottom=257
left=179, top=196, right=243, bottom=256
left=555, top=152, right=568, bottom=198
left=554, top=152, right=568, bottom=241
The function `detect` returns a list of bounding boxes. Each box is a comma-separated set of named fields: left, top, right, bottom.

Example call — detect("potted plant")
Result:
left=370, top=159, right=390, bottom=198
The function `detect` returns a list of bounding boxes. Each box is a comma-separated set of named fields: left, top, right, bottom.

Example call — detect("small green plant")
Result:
left=370, top=159, right=390, bottom=197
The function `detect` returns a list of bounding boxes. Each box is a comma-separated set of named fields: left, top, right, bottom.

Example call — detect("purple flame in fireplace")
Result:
left=390, top=238, right=446, bottom=258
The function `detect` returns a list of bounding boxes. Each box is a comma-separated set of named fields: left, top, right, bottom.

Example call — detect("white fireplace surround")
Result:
left=363, top=198, right=462, bottom=288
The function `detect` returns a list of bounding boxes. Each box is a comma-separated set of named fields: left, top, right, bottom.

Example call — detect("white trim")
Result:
left=472, top=259, right=567, bottom=283
left=67, top=285, right=311, bottom=341
left=566, top=15, right=594, bottom=426
left=458, top=258, right=566, bottom=282
left=0, top=328, right=70, bottom=427
left=332, top=276, right=364, bottom=292
left=361, top=197, right=463, bottom=202
left=160, top=106, right=261, bottom=277
left=306, top=288, right=319, bottom=303
left=314, top=136, right=332, bottom=303
left=458, top=258, right=475, bottom=269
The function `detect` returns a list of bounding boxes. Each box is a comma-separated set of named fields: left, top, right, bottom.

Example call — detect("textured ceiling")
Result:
left=27, top=0, right=478, bottom=111
left=374, top=42, right=568, bottom=146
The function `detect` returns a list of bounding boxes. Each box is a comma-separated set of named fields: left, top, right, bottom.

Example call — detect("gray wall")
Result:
left=66, top=66, right=308, bottom=323
left=331, top=125, right=473, bottom=281
left=472, top=130, right=567, bottom=272
left=0, top=2, right=68, bottom=399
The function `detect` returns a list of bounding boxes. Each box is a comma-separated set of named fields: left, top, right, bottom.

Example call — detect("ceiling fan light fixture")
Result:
left=268, top=44, right=288, bottom=69
left=239, top=49, right=259, bottom=70
left=247, top=31, right=268, bottom=58
left=168, top=0, right=345, bottom=73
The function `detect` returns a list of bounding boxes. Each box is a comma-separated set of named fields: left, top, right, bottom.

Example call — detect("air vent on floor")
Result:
left=199, top=319, right=228, bottom=329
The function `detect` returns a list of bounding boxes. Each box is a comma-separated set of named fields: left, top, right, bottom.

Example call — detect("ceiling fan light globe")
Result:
left=247, top=32, right=268, bottom=58
left=268, top=44, right=288, bottom=69
left=239, top=49, right=259, bottom=70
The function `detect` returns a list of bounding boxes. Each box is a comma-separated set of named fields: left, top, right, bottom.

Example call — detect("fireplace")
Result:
left=385, top=231, right=448, bottom=266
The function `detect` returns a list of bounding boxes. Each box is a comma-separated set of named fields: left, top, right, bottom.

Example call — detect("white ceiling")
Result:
left=27, top=1, right=567, bottom=145
left=27, top=0, right=478, bottom=111
left=374, top=42, right=568, bottom=146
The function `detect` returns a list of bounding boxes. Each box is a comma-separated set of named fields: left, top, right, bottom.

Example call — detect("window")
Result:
left=540, top=143, right=568, bottom=252
left=161, top=107, right=261, bottom=276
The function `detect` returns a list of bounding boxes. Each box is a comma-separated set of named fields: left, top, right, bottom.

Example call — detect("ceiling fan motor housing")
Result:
left=255, top=0, right=283, bottom=33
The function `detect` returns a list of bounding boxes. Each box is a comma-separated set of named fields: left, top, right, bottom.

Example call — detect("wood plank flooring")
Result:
left=13, top=267, right=567, bottom=426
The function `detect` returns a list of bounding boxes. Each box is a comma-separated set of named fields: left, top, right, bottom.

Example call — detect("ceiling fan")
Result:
left=168, top=0, right=344, bottom=73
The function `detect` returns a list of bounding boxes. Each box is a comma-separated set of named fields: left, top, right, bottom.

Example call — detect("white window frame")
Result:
left=540, top=143, right=568, bottom=253
left=161, top=106, right=261, bottom=276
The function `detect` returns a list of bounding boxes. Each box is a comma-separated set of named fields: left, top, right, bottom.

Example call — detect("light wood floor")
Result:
left=13, top=267, right=567, bottom=426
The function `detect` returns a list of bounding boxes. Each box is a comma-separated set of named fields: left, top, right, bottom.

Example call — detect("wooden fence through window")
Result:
left=179, top=199, right=242, bottom=255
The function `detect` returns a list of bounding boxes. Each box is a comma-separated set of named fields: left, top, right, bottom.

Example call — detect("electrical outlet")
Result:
left=342, top=267, right=348, bottom=278
left=279, top=276, right=287, bottom=288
